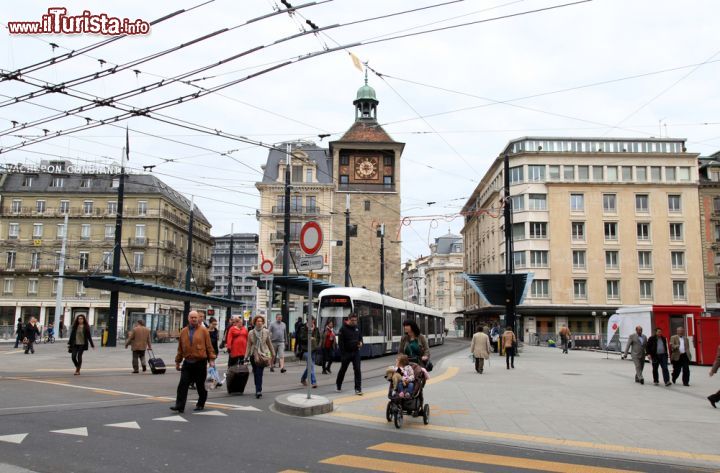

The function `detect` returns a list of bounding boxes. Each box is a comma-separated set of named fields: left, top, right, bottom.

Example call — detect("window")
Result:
left=340, top=175, right=349, bottom=184
left=530, top=279, right=549, bottom=298
left=50, top=177, right=64, bottom=188
left=30, top=252, right=40, bottom=270
left=83, top=201, right=94, bottom=214
left=549, top=165, right=560, bottom=180
left=27, top=279, right=38, bottom=295
left=570, top=193, right=584, bottom=212
left=668, top=195, right=681, bottom=212
left=340, top=156, right=349, bottom=166
left=102, top=252, right=112, bottom=271
left=621, top=166, right=633, bottom=181
left=669, top=223, right=683, bottom=241
left=672, top=280, right=687, bottom=301
left=606, top=280, right=620, bottom=300
left=592, top=166, right=604, bottom=181
left=636, top=166, right=647, bottom=182
left=59, top=200, right=69, bottom=214
left=384, top=156, right=393, bottom=167
left=11, top=199, right=21, bottom=213
left=33, top=223, right=43, bottom=238
left=363, top=200, right=370, bottom=211
left=36, top=200, right=46, bottom=213
left=383, top=176, right=393, bottom=186
left=671, top=251, right=685, bottom=270
left=6, top=251, right=16, bottom=270
left=104, top=225, right=114, bottom=240
left=512, top=223, right=525, bottom=240
left=52, top=279, right=58, bottom=295
left=605, top=251, right=619, bottom=270
left=513, top=251, right=526, bottom=268
left=22, top=175, right=34, bottom=187
left=134, top=252, right=144, bottom=272
left=638, top=251, right=652, bottom=270
left=573, top=280, right=587, bottom=299
left=80, top=178, right=91, bottom=188
left=637, top=223, right=650, bottom=241
left=56, top=224, right=65, bottom=238
left=563, top=165, right=575, bottom=180
left=306, top=196, right=317, bottom=212
left=107, top=201, right=117, bottom=214
left=8, top=223, right=19, bottom=239
left=528, top=194, right=547, bottom=210
left=290, top=196, right=302, bottom=212
left=578, top=165, right=589, bottom=181
left=650, top=166, right=662, bottom=182
left=571, top=222, right=585, bottom=241
left=509, top=166, right=523, bottom=183
left=79, top=252, right=89, bottom=271
left=291, top=165, right=303, bottom=183
left=678, top=167, right=690, bottom=181
left=76, top=281, right=86, bottom=296
left=138, top=201, right=148, bottom=216
left=510, top=195, right=524, bottom=211
left=135, top=225, right=146, bottom=239
left=306, top=168, right=313, bottom=183
left=606, top=166, right=618, bottom=181
left=666, top=167, right=676, bottom=181
left=572, top=250, right=586, bottom=269
left=635, top=194, right=649, bottom=212
left=529, top=222, right=547, bottom=239
left=81, top=224, right=91, bottom=240
left=640, top=280, right=653, bottom=299
left=3, top=278, right=14, bottom=294
left=603, top=222, right=617, bottom=241
left=530, top=250, right=548, bottom=268
left=603, top=194, right=616, bottom=212
left=111, top=178, right=119, bottom=188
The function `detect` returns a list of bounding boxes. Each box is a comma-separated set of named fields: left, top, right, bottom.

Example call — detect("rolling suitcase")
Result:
left=226, top=363, right=249, bottom=394
left=148, top=349, right=166, bottom=375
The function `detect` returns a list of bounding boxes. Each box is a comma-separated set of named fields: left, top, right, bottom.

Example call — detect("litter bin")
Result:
left=101, top=328, right=108, bottom=347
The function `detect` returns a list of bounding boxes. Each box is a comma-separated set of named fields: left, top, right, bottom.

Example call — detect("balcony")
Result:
left=127, top=237, right=149, bottom=248
left=271, top=231, right=300, bottom=243
left=0, top=264, right=55, bottom=274
left=338, top=183, right=396, bottom=192
left=271, top=206, right=320, bottom=215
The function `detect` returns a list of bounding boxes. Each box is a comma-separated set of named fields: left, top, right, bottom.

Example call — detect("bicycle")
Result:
left=42, top=333, right=55, bottom=344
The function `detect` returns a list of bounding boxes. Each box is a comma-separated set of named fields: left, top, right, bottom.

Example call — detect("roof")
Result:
left=336, top=120, right=396, bottom=143
left=258, top=141, right=333, bottom=184
left=213, top=233, right=259, bottom=240
left=434, top=233, right=463, bottom=254
left=355, top=84, right=377, bottom=101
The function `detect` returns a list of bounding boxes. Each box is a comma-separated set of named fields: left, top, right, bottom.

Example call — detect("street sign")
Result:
left=260, top=275, right=274, bottom=282
left=298, top=255, right=323, bottom=271
left=260, top=259, right=274, bottom=274
left=299, top=221, right=323, bottom=255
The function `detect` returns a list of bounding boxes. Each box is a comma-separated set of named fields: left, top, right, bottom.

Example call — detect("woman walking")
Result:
left=398, top=320, right=430, bottom=367
left=68, top=315, right=94, bottom=375
left=245, top=315, right=274, bottom=399
left=208, top=317, right=220, bottom=356
left=321, top=320, right=337, bottom=374
left=226, top=316, right=248, bottom=365
left=502, top=326, right=517, bottom=369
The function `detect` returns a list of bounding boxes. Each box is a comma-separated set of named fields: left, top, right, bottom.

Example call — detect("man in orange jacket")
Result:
left=170, top=311, right=216, bottom=414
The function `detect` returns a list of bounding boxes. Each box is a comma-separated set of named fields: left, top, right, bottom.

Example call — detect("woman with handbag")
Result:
left=502, top=326, right=517, bottom=370
left=321, top=320, right=337, bottom=375
left=245, top=315, right=274, bottom=399
left=398, top=320, right=431, bottom=369
left=68, top=314, right=94, bottom=375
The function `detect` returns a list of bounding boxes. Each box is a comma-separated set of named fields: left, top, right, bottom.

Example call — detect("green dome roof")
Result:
left=356, top=83, right=377, bottom=101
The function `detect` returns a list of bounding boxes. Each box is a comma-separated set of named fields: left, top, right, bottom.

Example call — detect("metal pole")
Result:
left=53, top=213, right=68, bottom=340
left=379, top=224, right=385, bottom=295
left=282, top=143, right=291, bottom=327
left=183, top=195, right=195, bottom=325
left=344, top=194, right=350, bottom=287
left=225, top=224, right=234, bottom=328
left=107, top=131, right=128, bottom=347
left=503, top=153, right=516, bottom=337
left=307, top=274, right=313, bottom=400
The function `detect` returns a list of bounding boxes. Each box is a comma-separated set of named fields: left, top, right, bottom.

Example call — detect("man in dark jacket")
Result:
left=647, top=328, right=671, bottom=386
left=14, top=318, right=24, bottom=349
left=23, top=317, right=40, bottom=354
left=335, top=313, right=363, bottom=395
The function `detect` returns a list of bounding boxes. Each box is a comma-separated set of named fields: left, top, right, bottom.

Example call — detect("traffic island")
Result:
left=274, top=393, right=333, bottom=417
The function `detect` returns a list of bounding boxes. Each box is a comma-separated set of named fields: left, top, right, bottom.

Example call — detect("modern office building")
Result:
left=210, top=233, right=258, bottom=314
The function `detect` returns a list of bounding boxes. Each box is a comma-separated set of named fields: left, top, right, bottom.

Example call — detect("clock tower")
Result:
left=330, top=77, right=404, bottom=296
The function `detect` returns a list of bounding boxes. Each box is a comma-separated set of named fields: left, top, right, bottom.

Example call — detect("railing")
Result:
left=271, top=205, right=320, bottom=215
left=127, top=237, right=149, bottom=248
left=0, top=264, right=55, bottom=273
left=271, top=231, right=300, bottom=242
left=338, top=183, right=395, bottom=192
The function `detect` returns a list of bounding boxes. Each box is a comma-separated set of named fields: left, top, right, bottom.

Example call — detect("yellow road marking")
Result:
left=369, top=442, right=640, bottom=473
left=327, top=412, right=720, bottom=464
left=92, top=389, right=122, bottom=396
left=333, top=366, right=459, bottom=406
left=277, top=470, right=306, bottom=473
left=320, top=455, right=476, bottom=473
left=1, top=350, right=24, bottom=355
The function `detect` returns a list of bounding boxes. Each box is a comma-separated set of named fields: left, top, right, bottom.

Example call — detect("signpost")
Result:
left=300, top=221, right=322, bottom=400
left=298, top=255, right=323, bottom=271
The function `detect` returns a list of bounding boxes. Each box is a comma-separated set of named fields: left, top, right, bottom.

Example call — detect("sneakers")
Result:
left=355, top=390, right=363, bottom=396
left=398, top=392, right=405, bottom=398
left=270, top=367, right=275, bottom=372
left=301, top=380, right=308, bottom=386
left=312, top=384, right=318, bottom=389
left=665, top=382, right=672, bottom=387
left=280, top=368, right=286, bottom=373
left=709, top=396, right=717, bottom=408
left=322, top=370, right=328, bottom=375
left=336, top=387, right=342, bottom=392
left=169, top=406, right=184, bottom=414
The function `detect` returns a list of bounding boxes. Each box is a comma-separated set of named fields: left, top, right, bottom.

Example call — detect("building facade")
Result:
left=401, top=256, right=428, bottom=306
left=698, top=153, right=720, bottom=313
left=210, top=233, right=258, bottom=314
left=0, top=162, right=213, bottom=337
left=462, top=137, right=703, bottom=342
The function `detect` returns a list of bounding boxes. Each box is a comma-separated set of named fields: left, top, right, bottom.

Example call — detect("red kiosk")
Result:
left=650, top=305, right=720, bottom=366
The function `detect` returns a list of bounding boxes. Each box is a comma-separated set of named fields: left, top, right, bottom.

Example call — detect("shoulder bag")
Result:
left=253, top=331, right=271, bottom=367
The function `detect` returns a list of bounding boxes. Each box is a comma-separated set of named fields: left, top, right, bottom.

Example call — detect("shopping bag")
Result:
left=205, top=367, right=219, bottom=391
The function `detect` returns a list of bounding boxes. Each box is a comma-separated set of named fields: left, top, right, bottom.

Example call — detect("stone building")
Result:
left=210, top=233, right=258, bottom=314
left=401, top=256, right=428, bottom=306
left=698, top=153, right=720, bottom=314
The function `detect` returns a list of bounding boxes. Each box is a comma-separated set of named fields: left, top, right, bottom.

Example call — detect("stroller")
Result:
left=385, top=362, right=430, bottom=429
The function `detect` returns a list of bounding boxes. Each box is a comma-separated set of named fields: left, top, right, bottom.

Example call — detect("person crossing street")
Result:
left=171, top=311, right=216, bottom=413
left=125, top=319, right=152, bottom=373
left=335, top=313, right=363, bottom=395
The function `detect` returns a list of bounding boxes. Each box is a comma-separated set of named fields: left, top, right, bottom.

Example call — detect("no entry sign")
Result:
left=300, top=221, right=323, bottom=255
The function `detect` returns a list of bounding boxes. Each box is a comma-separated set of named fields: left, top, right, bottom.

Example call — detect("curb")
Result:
left=274, top=393, right=333, bottom=417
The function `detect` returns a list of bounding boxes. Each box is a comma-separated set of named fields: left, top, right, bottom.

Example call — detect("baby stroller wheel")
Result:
left=422, top=404, right=430, bottom=425
left=385, top=401, right=393, bottom=422
left=393, top=409, right=403, bottom=429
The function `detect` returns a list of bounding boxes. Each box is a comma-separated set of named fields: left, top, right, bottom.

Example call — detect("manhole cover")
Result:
left=561, top=373, right=583, bottom=376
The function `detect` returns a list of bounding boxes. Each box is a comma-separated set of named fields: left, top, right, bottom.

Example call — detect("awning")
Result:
left=64, top=275, right=243, bottom=307
left=249, top=275, right=337, bottom=298
left=461, top=273, right=533, bottom=307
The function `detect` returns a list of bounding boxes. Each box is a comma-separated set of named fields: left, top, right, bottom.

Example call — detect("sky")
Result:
left=1, top=0, right=719, bottom=263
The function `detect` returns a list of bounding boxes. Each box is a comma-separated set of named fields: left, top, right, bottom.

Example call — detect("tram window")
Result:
left=392, top=308, right=401, bottom=336
left=406, top=311, right=415, bottom=321
left=355, top=302, right=373, bottom=337
left=370, top=304, right=383, bottom=336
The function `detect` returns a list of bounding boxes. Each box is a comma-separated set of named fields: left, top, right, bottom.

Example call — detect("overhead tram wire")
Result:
left=0, top=1, right=335, bottom=108
left=0, top=0, right=216, bottom=81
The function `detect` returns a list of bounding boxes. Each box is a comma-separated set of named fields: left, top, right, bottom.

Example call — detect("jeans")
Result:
left=505, top=346, right=515, bottom=369
left=651, top=355, right=670, bottom=384
left=301, top=352, right=316, bottom=385
left=71, top=345, right=85, bottom=369
left=403, top=382, right=414, bottom=397
left=672, top=353, right=690, bottom=385
left=175, top=361, right=208, bottom=410
left=322, top=347, right=334, bottom=372
left=250, top=358, right=265, bottom=394
left=336, top=351, right=361, bottom=391
left=561, top=337, right=569, bottom=353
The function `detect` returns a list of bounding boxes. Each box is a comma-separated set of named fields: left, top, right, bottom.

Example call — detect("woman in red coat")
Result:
left=225, top=316, right=248, bottom=366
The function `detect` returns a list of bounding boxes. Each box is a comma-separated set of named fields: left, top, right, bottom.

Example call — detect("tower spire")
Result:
left=353, top=70, right=378, bottom=122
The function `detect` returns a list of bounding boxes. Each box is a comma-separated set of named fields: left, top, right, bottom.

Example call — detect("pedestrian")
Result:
left=646, top=328, right=671, bottom=386
left=246, top=315, right=274, bottom=399
left=335, top=313, right=363, bottom=395
left=490, top=324, right=500, bottom=353
left=269, top=313, right=287, bottom=373
left=708, top=344, right=720, bottom=408
left=226, top=316, right=248, bottom=366
left=125, top=319, right=152, bottom=373
left=23, top=317, right=40, bottom=354
left=670, top=327, right=692, bottom=386
left=321, top=320, right=337, bottom=375
left=502, top=326, right=516, bottom=369
left=622, top=325, right=647, bottom=384
left=470, top=325, right=492, bottom=373
left=298, top=317, right=320, bottom=388
left=208, top=317, right=220, bottom=356
left=294, top=317, right=303, bottom=353
left=68, top=315, right=94, bottom=375
left=59, top=320, right=65, bottom=339
left=398, top=319, right=430, bottom=367
left=559, top=324, right=571, bottom=354
left=14, top=318, right=24, bottom=349
left=170, top=311, right=216, bottom=413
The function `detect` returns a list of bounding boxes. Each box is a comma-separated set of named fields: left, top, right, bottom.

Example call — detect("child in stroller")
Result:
left=385, top=354, right=430, bottom=428
left=386, top=354, right=414, bottom=398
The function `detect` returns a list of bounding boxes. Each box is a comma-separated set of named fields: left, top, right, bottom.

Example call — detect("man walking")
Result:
left=622, top=325, right=647, bottom=384
left=14, top=318, right=24, bottom=349
left=269, top=313, right=287, bottom=373
left=171, top=311, right=216, bottom=413
left=470, top=325, right=491, bottom=373
left=670, top=327, right=692, bottom=386
left=646, top=328, right=671, bottom=386
left=708, top=344, right=720, bottom=408
left=336, top=313, right=363, bottom=395
left=125, top=319, right=152, bottom=373
left=559, top=325, right=571, bottom=354
left=294, top=317, right=303, bottom=353
left=23, top=317, right=40, bottom=354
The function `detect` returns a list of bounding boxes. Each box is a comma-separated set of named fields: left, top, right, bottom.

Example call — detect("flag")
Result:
left=349, top=52, right=363, bottom=72
left=125, top=126, right=130, bottom=162
left=606, top=313, right=621, bottom=349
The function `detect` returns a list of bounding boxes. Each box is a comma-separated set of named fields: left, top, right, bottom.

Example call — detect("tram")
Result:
left=317, top=287, right=445, bottom=358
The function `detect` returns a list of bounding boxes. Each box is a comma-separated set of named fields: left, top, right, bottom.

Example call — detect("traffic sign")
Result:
left=299, top=221, right=323, bottom=255
left=260, top=275, right=274, bottom=282
left=299, top=255, right=323, bottom=271
left=260, top=259, right=274, bottom=274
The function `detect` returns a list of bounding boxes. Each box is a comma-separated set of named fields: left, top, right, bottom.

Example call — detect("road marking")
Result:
left=92, top=389, right=122, bottom=396
left=0, top=350, right=24, bottom=355
left=33, top=367, right=135, bottom=372
left=193, top=410, right=227, bottom=417
left=50, top=427, right=88, bottom=437
left=333, top=366, right=459, bottom=406
left=368, top=442, right=640, bottom=473
left=320, top=455, right=475, bottom=473
left=0, top=434, right=28, bottom=444
left=277, top=470, right=306, bottom=473
left=105, top=421, right=141, bottom=429
left=152, top=415, right=187, bottom=422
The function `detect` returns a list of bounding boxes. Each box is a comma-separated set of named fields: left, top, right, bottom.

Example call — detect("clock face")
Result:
left=354, top=157, right=379, bottom=180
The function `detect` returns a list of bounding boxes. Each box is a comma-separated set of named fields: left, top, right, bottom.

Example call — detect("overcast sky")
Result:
left=2, top=0, right=719, bottom=262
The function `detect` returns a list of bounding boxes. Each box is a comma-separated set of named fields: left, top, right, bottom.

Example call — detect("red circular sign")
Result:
left=300, top=221, right=323, bottom=255
left=260, top=259, right=274, bottom=274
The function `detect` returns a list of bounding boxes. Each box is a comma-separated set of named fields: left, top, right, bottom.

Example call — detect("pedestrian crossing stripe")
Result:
left=193, top=410, right=227, bottom=417
left=152, top=415, right=187, bottom=422
left=0, top=433, right=28, bottom=444
left=320, top=455, right=473, bottom=473
left=50, top=427, right=88, bottom=437
left=105, top=422, right=141, bottom=429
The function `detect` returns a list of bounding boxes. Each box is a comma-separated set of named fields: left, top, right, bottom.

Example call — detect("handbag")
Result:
left=425, top=360, right=434, bottom=372
left=252, top=331, right=271, bottom=367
